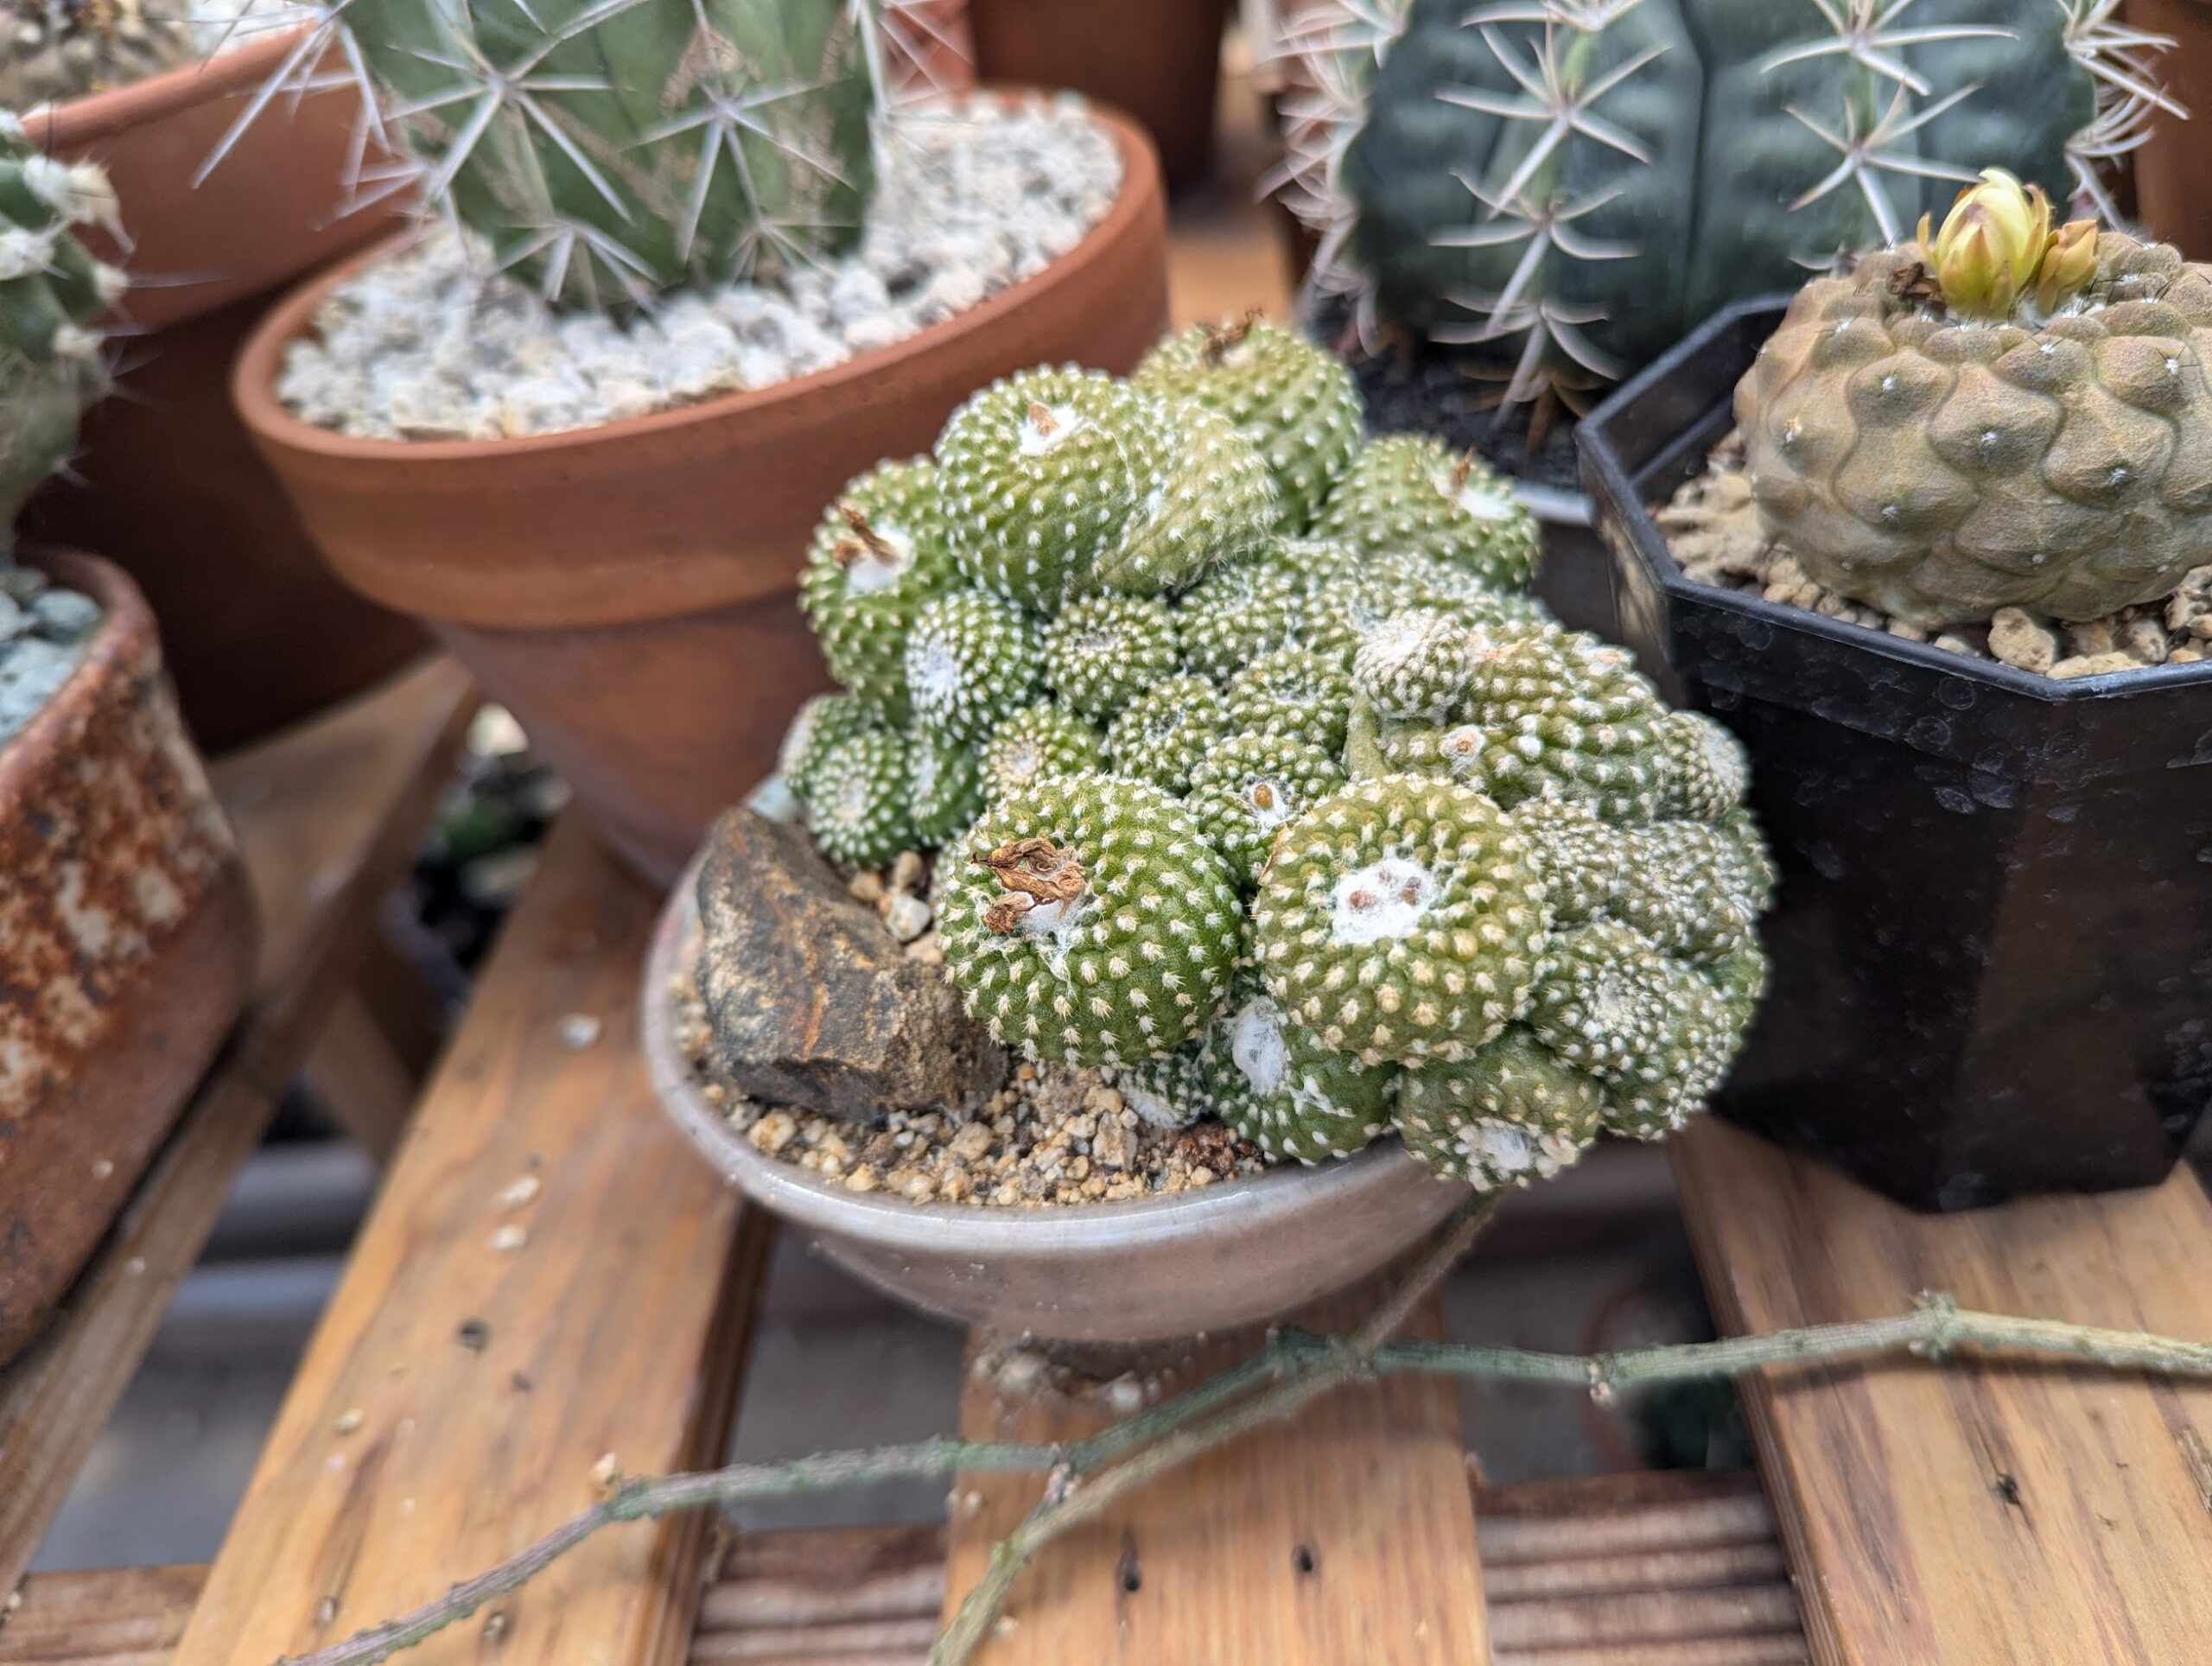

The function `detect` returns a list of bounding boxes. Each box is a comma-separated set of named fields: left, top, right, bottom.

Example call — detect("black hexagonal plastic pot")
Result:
left=1579, top=299, right=2212, bottom=1213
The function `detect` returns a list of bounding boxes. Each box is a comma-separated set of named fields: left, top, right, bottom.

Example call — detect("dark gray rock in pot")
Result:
left=695, top=808, right=1007, bottom=1124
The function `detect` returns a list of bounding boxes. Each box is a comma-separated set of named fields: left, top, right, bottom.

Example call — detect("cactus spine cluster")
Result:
left=0, top=0, right=195, bottom=107
left=1272, top=0, right=2173, bottom=414
left=1738, top=169, right=2212, bottom=626
left=781, top=315, right=1773, bottom=1192
left=240, top=0, right=912, bottom=313
left=0, top=114, right=120, bottom=552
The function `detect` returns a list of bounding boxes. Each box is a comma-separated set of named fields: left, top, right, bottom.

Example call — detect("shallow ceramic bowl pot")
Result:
left=639, top=874, right=1468, bottom=1344
left=0, top=550, right=258, bottom=1364
left=236, top=105, right=1171, bottom=887
left=1580, top=301, right=2212, bottom=1213
left=18, top=32, right=423, bottom=753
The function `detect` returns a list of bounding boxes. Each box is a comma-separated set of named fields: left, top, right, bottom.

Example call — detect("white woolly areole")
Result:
left=1453, top=1121, right=1576, bottom=1181
left=0, top=229, right=56, bottom=283
left=1244, top=777, right=1294, bottom=832
left=1229, top=996, right=1290, bottom=1097
left=830, top=773, right=874, bottom=825
left=1435, top=468, right=1518, bottom=522
left=1331, top=855, right=1437, bottom=946
left=911, top=642, right=962, bottom=707
left=842, top=525, right=914, bottom=595
left=1002, top=738, right=1043, bottom=784
left=1362, top=610, right=1440, bottom=677
left=1018, top=404, right=1086, bottom=456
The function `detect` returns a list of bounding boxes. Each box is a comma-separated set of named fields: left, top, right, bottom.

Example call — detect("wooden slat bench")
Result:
left=3, top=1472, right=1803, bottom=1666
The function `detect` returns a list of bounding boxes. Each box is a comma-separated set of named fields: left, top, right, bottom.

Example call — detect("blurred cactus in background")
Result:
left=0, top=0, right=196, bottom=107
left=216, top=0, right=960, bottom=313
left=0, top=112, right=121, bottom=550
left=1270, top=0, right=2177, bottom=421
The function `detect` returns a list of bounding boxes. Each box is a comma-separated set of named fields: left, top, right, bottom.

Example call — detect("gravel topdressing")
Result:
left=275, top=95, right=1124, bottom=442
left=1660, top=436, right=2212, bottom=680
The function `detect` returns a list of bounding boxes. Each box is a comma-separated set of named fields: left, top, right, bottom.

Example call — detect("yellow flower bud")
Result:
left=2034, top=218, right=2100, bottom=315
left=1917, top=168, right=2052, bottom=320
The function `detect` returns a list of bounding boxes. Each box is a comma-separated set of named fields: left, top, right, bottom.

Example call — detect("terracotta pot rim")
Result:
left=232, top=97, right=1159, bottom=466
left=0, top=548, right=151, bottom=789
left=26, top=27, right=316, bottom=149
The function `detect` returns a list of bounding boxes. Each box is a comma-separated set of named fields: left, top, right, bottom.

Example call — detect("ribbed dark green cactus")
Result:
left=235, top=0, right=895, bottom=313
left=1274, top=0, right=2171, bottom=409
left=1, top=112, right=121, bottom=552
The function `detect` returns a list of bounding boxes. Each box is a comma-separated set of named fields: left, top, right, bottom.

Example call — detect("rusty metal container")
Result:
left=0, top=550, right=258, bottom=1364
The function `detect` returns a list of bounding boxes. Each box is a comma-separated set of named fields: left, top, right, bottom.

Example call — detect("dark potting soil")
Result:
left=1303, top=293, right=1585, bottom=493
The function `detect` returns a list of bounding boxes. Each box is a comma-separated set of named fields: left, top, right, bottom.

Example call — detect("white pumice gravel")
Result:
left=276, top=94, right=1125, bottom=442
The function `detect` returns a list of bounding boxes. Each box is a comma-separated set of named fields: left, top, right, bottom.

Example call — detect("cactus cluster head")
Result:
left=1738, top=176, right=2212, bottom=626
left=780, top=324, right=1775, bottom=1191
left=0, top=0, right=195, bottom=107
left=1272, top=0, right=2171, bottom=416
left=935, top=773, right=1242, bottom=1067
left=0, top=116, right=121, bottom=551
left=1135, top=313, right=1363, bottom=530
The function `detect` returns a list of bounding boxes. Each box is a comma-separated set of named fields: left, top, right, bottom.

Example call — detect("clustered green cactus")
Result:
left=242, top=0, right=915, bottom=313
left=1, top=114, right=120, bottom=553
left=783, top=317, right=1774, bottom=1190
left=1272, top=0, right=2170, bottom=415
left=0, top=0, right=195, bottom=107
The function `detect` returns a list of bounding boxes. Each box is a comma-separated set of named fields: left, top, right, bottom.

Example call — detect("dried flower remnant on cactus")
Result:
left=937, top=774, right=1241, bottom=1067
left=799, top=459, right=957, bottom=721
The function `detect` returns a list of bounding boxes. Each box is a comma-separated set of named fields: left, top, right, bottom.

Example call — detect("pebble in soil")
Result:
left=276, top=95, right=1124, bottom=442
left=0, top=567, right=103, bottom=747
left=1659, top=436, right=2212, bottom=680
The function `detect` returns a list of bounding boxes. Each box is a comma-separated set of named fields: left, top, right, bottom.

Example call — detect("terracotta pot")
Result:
left=16, top=30, right=423, bottom=753
left=235, top=106, right=1171, bottom=887
left=0, top=550, right=258, bottom=1365
left=2126, top=1, right=2212, bottom=260
left=969, top=0, right=1230, bottom=190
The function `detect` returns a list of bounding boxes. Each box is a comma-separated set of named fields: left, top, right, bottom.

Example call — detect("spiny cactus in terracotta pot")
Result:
left=1272, top=0, right=2171, bottom=416
left=1737, top=166, right=2212, bottom=626
left=745, top=318, right=1777, bottom=1196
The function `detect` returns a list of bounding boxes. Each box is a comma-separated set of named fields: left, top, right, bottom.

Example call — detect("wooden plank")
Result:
left=0, top=1564, right=199, bottom=1666
left=0, top=660, right=474, bottom=1601
left=1674, top=1114, right=2212, bottom=1666
left=168, top=817, right=772, bottom=1666
left=938, top=1285, right=1489, bottom=1663
left=7, top=1474, right=1808, bottom=1666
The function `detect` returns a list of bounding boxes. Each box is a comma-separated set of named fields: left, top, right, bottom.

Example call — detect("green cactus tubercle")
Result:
left=937, top=772, right=1243, bottom=1068
left=0, top=117, right=121, bottom=552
